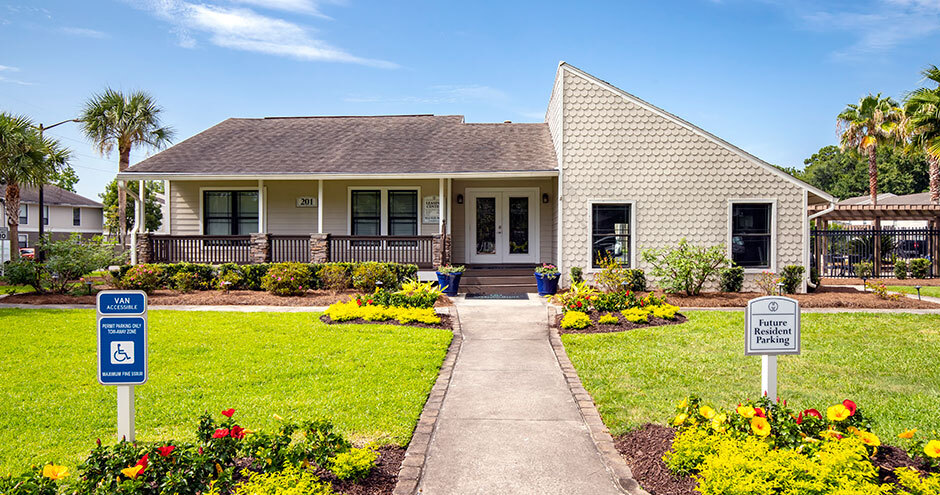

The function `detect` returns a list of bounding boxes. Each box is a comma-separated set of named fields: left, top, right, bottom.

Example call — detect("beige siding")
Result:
left=266, top=180, right=318, bottom=234
left=558, top=68, right=806, bottom=291
left=17, top=204, right=103, bottom=234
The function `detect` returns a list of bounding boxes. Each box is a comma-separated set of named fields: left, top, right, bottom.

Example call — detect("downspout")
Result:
left=806, top=202, right=836, bottom=289
left=118, top=181, right=141, bottom=265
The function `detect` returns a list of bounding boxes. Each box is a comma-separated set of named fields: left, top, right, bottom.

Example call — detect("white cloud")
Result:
left=0, top=65, right=19, bottom=72
left=139, top=0, right=395, bottom=68
left=798, top=0, right=940, bottom=57
left=226, top=0, right=337, bottom=17
left=0, top=64, right=31, bottom=84
left=60, top=27, right=109, bottom=38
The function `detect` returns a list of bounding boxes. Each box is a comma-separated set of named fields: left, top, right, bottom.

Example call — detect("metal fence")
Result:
left=810, top=228, right=939, bottom=278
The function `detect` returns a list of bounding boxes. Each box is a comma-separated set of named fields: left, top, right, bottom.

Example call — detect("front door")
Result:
left=467, top=189, right=538, bottom=264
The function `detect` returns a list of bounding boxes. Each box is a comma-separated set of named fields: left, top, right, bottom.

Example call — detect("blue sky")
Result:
left=1, top=0, right=938, bottom=201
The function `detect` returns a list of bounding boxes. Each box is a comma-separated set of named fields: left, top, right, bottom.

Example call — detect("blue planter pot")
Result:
left=436, top=272, right=462, bottom=296
left=535, top=272, right=560, bottom=296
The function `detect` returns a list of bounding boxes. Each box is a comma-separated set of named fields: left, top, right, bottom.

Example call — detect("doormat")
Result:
left=465, top=293, right=529, bottom=300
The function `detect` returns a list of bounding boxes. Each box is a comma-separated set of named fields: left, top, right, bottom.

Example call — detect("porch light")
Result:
left=776, top=282, right=785, bottom=295
left=542, top=193, right=550, bottom=204
left=456, top=194, right=464, bottom=205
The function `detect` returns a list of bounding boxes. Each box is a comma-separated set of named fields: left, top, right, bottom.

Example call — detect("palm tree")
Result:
left=0, top=113, right=70, bottom=260
left=838, top=94, right=904, bottom=206
left=79, top=89, right=173, bottom=243
left=904, top=65, right=940, bottom=204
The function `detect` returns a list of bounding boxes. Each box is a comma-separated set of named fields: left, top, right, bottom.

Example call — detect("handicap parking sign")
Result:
left=97, top=291, right=148, bottom=385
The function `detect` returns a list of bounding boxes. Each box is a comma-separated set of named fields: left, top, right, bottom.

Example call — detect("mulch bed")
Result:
left=615, top=424, right=935, bottom=495
left=1, top=289, right=454, bottom=308
left=665, top=286, right=940, bottom=309
left=554, top=310, right=687, bottom=335
left=319, top=313, right=453, bottom=330
left=312, top=445, right=404, bottom=495
left=824, top=278, right=940, bottom=287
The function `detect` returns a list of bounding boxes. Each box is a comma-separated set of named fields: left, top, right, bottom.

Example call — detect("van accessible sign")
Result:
left=745, top=296, right=800, bottom=355
left=97, top=291, right=148, bottom=385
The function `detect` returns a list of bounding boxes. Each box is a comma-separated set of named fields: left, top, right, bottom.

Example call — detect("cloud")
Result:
left=60, top=27, right=109, bottom=38
left=0, top=64, right=31, bottom=85
left=226, top=0, right=338, bottom=17
left=798, top=0, right=940, bottom=57
left=0, top=65, right=19, bottom=72
left=139, top=0, right=395, bottom=68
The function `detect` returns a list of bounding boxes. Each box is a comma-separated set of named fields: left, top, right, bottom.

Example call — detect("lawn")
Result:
left=0, top=284, right=35, bottom=295
left=888, top=285, right=940, bottom=298
left=0, top=309, right=451, bottom=474
left=561, top=311, right=940, bottom=441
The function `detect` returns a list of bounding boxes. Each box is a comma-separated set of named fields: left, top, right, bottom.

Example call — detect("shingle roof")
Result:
left=0, top=184, right=102, bottom=207
left=123, top=115, right=558, bottom=175
left=839, top=192, right=936, bottom=206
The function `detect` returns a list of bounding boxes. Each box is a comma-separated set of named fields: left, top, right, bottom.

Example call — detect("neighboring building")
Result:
left=118, top=62, right=834, bottom=292
left=1, top=185, right=104, bottom=253
left=832, top=193, right=937, bottom=228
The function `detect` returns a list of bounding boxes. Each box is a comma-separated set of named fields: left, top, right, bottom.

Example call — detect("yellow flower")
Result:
left=827, top=404, right=851, bottom=422
left=42, top=464, right=69, bottom=480
left=699, top=406, right=716, bottom=420
left=678, top=397, right=688, bottom=409
left=854, top=430, right=881, bottom=447
left=711, top=413, right=727, bottom=432
left=925, top=440, right=940, bottom=458
left=750, top=417, right=771, bottom=437
left=899, top=429, right=917, bottom=439
left=673, top=413, right=688, bottom=426
left=737, top=405, right=756, bottom=418
left=121, top=465, right=143, bottom=479
left=821, top=429, right=844, bottom=440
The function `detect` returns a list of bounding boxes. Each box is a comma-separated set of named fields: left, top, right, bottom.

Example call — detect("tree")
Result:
left=0, top=113, right=69, bottom=260
left=99, top=179, right=163, bottom=235
left=79, top=89, right=173, bottom=244
left=837, top=94, right=904, bottom=206
left=50, top=166, right=79, bottom=192
left=799, top=145, right=929, bottom=200
left=904, top=65, right=940, bottom=204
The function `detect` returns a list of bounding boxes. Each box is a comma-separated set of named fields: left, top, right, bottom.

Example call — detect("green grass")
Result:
left=0, top=309, right=451, bottom=474
left=561, top=311, right=940, bottom=441
left=0, top=284, right=35, bottom=294
left=888, top=285, right=940, bottom=298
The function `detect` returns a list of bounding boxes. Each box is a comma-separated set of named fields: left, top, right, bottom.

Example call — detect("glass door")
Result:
left=467, top=190, right=539, bottom=264
left=501, top=193, right=537, bottom=263
left=470, top=194, right=501, bottom=264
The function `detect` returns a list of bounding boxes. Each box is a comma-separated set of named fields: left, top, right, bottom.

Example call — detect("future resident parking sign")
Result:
left=745, top=296, right=800, bottom=355
left=97, top=291, right=148, bottom=385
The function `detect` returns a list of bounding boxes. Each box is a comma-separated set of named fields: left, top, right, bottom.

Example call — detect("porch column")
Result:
left=815, top=218, right=827, bottom=276
left=317, top=179, right=324, bottom=234
left=873, top=216, right=882, bottom=277
left=258, top=179, right=266, bottom=233
left=138, top=180, right=146, bottom=234
left=136, top=233, right=151, bottom=264
left=310, top=233, right=329, bottom=263
left=439, top=178, right=445, bottom=234
left=249, top=233, right=270, bottom=264
left=446, top=178, right=452, bottom=235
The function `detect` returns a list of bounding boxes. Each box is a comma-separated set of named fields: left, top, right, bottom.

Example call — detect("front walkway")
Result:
left=418, top=296, right=624, bottom=494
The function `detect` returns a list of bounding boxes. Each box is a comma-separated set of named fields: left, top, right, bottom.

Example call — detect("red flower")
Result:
left=212, top=428, right=230, bottom=439
left=367, top=299, right=373, bottom=305
left=796, top=411, right=803, bottom=424
left=157, top=446, right=175, bottom=457
left=230, top=425, right=245, bottom=439
left=198, top=447, right=204, bottom=454
left=356, top=299, right=362, bottom=306
left=804, top=409, right=822, bottom=420
left=221, top=408, right=235, bottom=418
left=576, top=301, right=582, bottom=308
left=754, top=407, right=766, bottom=418
left=135, top=454, right=149, bottom=471
left=842, top=400, right=857, bottom=416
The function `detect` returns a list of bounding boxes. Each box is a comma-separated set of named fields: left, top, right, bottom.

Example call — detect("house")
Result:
left=117, top=63, right=835, bottom=292
left=1, top=184, right=104, bottom=259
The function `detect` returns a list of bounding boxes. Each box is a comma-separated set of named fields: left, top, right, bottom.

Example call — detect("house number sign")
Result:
left=296, top=197, right=318, bottom=208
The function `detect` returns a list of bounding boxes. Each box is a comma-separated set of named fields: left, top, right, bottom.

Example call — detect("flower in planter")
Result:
left=925, top=440, right=940, bottom=458
left=827, top=404, right=851, bottom=422
left=899, top=428, right=917, bottom=439
left=221, top=408, right=235, bottom=418
left=42, top=464, right=69, bottom=480
left=750, top=416, right=771, bottom=437
left=157, top=445, right=176, bottom=457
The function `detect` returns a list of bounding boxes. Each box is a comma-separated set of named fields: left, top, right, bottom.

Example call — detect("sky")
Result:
left=1, top=0, right=939, bottom=201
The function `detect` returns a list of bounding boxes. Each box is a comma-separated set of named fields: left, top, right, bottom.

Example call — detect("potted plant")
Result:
left=436, top=265, right=465, bottom=296
left=534, top=263, right=561, bottom=296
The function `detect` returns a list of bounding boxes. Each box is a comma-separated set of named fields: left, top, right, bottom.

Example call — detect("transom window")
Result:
left=203, top=191, right=259, bottom=235
left=731, top=203, right=772, bottom=269
left=350, top=189, right=419, bottom=236
left=73, top=207, right=81, bottom=227
left=591, top=203, right=632, bottom=268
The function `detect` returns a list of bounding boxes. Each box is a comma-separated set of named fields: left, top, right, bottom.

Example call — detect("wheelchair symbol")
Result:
left=110, top=341, right=135, bottom=365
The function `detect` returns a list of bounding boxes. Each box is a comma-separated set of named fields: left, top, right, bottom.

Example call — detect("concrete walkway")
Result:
left=418, top=296, right=623, bottom=495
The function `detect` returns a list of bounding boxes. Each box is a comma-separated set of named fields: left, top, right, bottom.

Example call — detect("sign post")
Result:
left=745, top=296, right=800, bottom=399
left=0, top=227, right=7, bottom=276
left=97, top=290, right=148, bottom=442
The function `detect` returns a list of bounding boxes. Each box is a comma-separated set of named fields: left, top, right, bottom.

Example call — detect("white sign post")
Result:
left=745, top=296, right=800, bottom=400
left=0, top=227, right=7, bottom=276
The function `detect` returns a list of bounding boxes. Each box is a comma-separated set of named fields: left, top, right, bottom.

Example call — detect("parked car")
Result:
left=18, top=248, right=35, bottom=259
left=897, top=239, right=928, bottom=259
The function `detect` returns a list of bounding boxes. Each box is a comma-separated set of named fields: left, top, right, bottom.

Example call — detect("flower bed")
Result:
left=0, top=409, right=402, bottom=495
left=551, top=282, right=685, bottom=334
left=321, top=280, right=452, bottom=329
left=554, top=309, right=687, bottom=334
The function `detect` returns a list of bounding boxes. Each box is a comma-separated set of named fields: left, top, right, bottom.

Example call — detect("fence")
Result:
left=149, top=235, right=251, bottom=264
left=328, top=235, right=435, bottom=268
left=270, top=235, right=310, bottom=263
left=810, top=228, right=939, bottom=278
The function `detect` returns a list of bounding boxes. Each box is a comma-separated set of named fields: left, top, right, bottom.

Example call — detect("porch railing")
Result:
left=149, top=235, right=251, bottom=264
left=328, top=235, right=435, bottom=268
left=271, top=235, right=310, bottom=263
left=810, top=228, right=939, bottom=278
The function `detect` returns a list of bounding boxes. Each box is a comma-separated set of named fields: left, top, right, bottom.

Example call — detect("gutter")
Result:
left=805, top=202, right=837, bottom=290
left=118, top=182, right=142, bottom=265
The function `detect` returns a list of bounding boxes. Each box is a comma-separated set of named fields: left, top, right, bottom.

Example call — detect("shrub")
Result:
left=42, top=234, right=124, bottom=293
left=780, top=265, right=804, bottom=294
left=352, top=262, right=397, bottom=292
left=866, top=281, right=901, bottom=300
left=329, top=445, right=378, bottom=481
left=318, top=264, right=351, bottom=292
left=855, top=261, right=874, bottom=279
left=120, top=264, right=163, bottom=293
left=0, top=465, right=59, bottom=495
left=2, top=258, right=45, bottom=293
left=650, top=303, right=680, bottom=320
left=719, top=266, right=744, bottom=293
left=324, top=300, right=441, bottom=325
left=598, top=313, right=619, bottom=325
left=895, top=466, right=940, bottom=495
left=894, top=258, right=909, bottom=280
left=369, top=279, right=441, bottom=309
left=910, top=258, right=931, bottom=279
left=261, top=263, right=312, bottom=296
left=216, top=271, right=242, bottom=292
left=809, top=266, right=821, bottom=291
left=224, top=465, right=332, bottom=495
left=173, top=271, right=202, bottom=293
left=160, top=262, right=215, bottom=290
left=436, top=264, right=465, bottom=274
left=621, top=307, right=649, bottom=324
left=570, top=266, right=583, bottom=284
left=756, top=271, right=781, bottom=295
left=593, top=290, right=637, bottom=312
left=560, top=311, right=592, bottom=330
left=625, top=269, right=647, bottom=292
left=241, top=264, right=271, bottom=291
left=557, top=281, right=598, bottom=312
left=641, top=239, right=730, bottom=295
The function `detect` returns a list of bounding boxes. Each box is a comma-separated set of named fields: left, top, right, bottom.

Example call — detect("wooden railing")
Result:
left=271, top=235, right=310, bottom=263
left=328, top=235, right=435, bottom=268
left=149, top=235, right=251, bottom=264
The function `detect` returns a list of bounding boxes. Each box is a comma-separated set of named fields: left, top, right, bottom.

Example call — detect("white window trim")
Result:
left=198, top=186, right=262, bottom=235
left=728, top=199, right=777, bottom=274
left=347, top=186, right=421, bottom=236
left=586, top=199, right=636, bottom=273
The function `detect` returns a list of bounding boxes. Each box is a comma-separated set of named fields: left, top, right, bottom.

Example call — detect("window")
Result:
left=731, top=203, right=772, bottom=269
left=18, top=234, right=28, bottom=249
left=73, top=207, right=81, bottom=226
left=42, top=206, right=49, bottom=226
left=591, top=203, right=631, bottom=268
left=387, top=190, right=418, bottom=236
left=202, top=191, right=259, bottom=235
left=349, top=188, right=420, bottom=236
left=351, top=190, right=381, bottom=235
left=18, top=204, right=27, bottom=225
